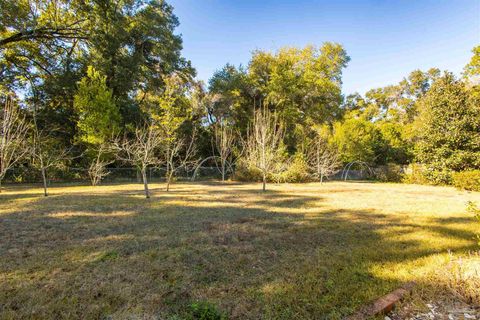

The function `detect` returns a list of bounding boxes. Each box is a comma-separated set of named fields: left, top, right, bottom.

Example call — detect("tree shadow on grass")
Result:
left=0, top=183, right=477, bottom=319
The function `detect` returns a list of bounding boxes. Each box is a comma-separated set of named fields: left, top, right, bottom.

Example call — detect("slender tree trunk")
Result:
left=166, top=170, right=172, bottom=192
left=320, top=173, right=324, bottom=184
left=41, top=166, right=48, bottom=196
left=141, top=167, right=150, bottom=198
left=221, top=161, right=225, bottom=182
left=262, top=172, right=266, bottom=192
left=317, top=144, right=321, bottom=181
left=0, top=178, right=2, bottom=193
left=166, top=146, right=171, bottom=191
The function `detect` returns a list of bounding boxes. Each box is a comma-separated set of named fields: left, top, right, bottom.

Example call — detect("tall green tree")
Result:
left=248, top=43, right=350, bottom=151
left=208, top=64, right=253, bottom=132
left=85, top=0, right=194, bottom=124
left=414, top=72, right=480, bottom=183
left=208, top=43, right=350, bottom=153
left=463, top=45, right=480, bottom=80
left=74, top=66, right=121, bottom=144
left=1, top=0, right=194, bottom=147
left=331, top=117, right=387, bottom=164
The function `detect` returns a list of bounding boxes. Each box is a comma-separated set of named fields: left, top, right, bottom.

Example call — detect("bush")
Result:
left=452, top=170, right=480, bottom=191
left=233, top=160, right=263, bottom=182
left=402, top=163, right=430, bottom=185
left=422, top=166, right=453, bottom=185
left=186, top=301, right=227, bottom=320
left=234, top=155, right=312, bottom=183
left=375, top=163, right=404, bottom=182
left=274, top=153, right=310, bottom=183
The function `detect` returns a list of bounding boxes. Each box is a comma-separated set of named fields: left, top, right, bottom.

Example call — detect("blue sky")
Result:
left=169, top=0, right=480, bottom=95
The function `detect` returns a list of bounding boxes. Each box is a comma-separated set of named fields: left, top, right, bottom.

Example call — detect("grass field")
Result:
left=1, top=181, right=479, bottom=319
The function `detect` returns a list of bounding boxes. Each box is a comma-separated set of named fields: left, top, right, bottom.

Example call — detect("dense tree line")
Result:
left=1, top=0, right=479, bottom=192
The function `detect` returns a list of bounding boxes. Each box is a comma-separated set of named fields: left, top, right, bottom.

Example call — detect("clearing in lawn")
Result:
left=0, top=181, right=479, bottom=319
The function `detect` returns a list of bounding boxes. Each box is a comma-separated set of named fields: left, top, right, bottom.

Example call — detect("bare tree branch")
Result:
left=113, top=124, right=162, bottom=198
left=0, top=95, right=30, bottom=191
left=212, top=120, right=235, bottom=181
left=88, top=142, right=115, bottom=187
left=306, top=134, right=340, bottom=183
left=161, top=128, right=198, bottom=191
left=242, top=108, right=285, bottom=191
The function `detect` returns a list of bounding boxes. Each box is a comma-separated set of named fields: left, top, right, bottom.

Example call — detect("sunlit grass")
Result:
left=0, top=181, right=479, bottom=319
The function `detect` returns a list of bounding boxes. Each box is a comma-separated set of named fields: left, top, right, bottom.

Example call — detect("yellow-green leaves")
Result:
left=74, top=66, right=121, bottom=145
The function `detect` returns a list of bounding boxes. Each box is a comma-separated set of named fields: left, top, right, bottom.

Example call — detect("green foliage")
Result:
left=249, top=44, right=349, bottom=150
left=414, top=72, right=480, bottom=184
left=186, top=301, right=227, bottom=320
left=377, top=121, right=412, bottom=164
left=2, top=0, right=480, bottom=187
left=466, top=201, right=480, bottom=245
left=85, top=0, right=194, bottom=122
left=452, top=170, right=480, bottom=191
left=1, top=0, right=194, bottom=152
left=275, top=153, right=311, bottom=183
left=74, top=66, right=121, bottom=144
left=149, top=73, right=193, bottom=137
left=209, top=43, right=349, bottom=151
left=208, top=64, right=252, bottom=134
left=463, top=46, right=480, bottom=79
left=375, top=164, right=404, bottom=182
left=235, top=154, right=310, bottom=184
left=233, top=159, right=263, bottom=182
left=331, top=117, right=386, bottom=164
left=401, top=163, right=430, bottom=185
left=235, top=153, right=319, bottom=184
left=345, top=69, right=439, bottom=124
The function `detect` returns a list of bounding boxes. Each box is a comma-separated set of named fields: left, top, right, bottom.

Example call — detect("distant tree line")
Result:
left=1, top=0, right=479, bottom=193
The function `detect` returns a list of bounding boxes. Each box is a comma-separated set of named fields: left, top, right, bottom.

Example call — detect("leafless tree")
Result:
left=32, top=130, right=72, bottom=196
left=243, top=108, right=285, bottom=191
left=213, top=120, right=235, bottom=181
left=114, top=124, right=162, bottom=198
left=0, top=96, right=30, bottom=192
left=29, top=85, right=74, bottom=196
left=161, top=129, right=197, bottom=191
left=306, top=136, right=340, bottom=183
left=88, top=142, right=114, bottom=187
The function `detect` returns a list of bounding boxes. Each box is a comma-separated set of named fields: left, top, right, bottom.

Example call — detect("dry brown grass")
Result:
left=0, top=181, right=479, bottom=319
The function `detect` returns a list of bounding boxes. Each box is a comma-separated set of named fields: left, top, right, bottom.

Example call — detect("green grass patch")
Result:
left=0, top=182, right=479, bottom=319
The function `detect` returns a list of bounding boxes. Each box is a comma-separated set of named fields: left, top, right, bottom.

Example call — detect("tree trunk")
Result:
left=0, top=178, right=2, bottom=193
left=141, top=167, right=150, bottom=198
left=317, top=145, right=321, bottom=180
left=166, top=147, right=170, bottom=191
left=41, top=166, right=48, bottom=196
left=262, top=173, right=266, bottom=192
left=221, top=162, right=225, bottom=182
left=166, top=170, right=172, bottom=192
left=166, top=174, right=171, bottom=192
left=320, top=174, right=324, bottom=184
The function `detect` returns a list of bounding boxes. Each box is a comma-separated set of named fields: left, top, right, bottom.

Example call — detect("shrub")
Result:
left=234, top=155, right=312, bottom=184
left=233, top=160, right=263, bottom=182
left=402, top=163, right=430, bottom=185
left=186, top=301, right=227, bottom=320
left=274, top=153, right=310, bottom=183
left=401, top=163, right=455, bottom=185
left=375, top=163, right=404, bottom=182
left=452, top=170, right=480, bottom=191
left=422, top=167, right=453, bottom=185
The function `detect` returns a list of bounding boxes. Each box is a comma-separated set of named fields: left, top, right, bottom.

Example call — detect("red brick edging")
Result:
left=345, top=282, right=416, bottom=320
